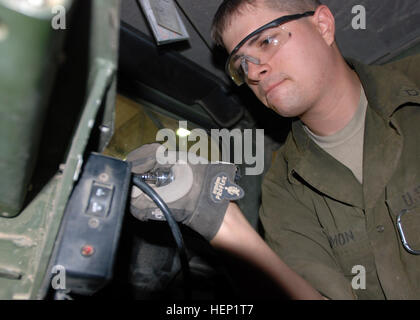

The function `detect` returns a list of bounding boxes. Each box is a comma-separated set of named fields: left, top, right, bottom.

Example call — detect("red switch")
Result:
left=81, top=245, right=95, bottom=257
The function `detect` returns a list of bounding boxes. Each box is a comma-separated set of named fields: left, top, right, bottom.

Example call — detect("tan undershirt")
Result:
left=303, top=86, right=368, bottom=184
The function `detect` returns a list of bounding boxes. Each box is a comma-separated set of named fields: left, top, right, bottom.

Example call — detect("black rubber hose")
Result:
left=132, top=175, right=192, bottom=300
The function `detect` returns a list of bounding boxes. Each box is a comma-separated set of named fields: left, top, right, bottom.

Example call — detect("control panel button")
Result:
left=81, top=245, right=95, bottom=257
left=86, top=182, right=114, bottom=217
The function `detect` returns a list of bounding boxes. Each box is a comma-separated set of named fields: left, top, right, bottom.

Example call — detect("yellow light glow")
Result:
left=176, top=128, right=191, bottom=137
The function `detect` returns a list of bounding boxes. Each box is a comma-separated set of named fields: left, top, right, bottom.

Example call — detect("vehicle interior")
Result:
left=0, top=0, right=419, bottom=300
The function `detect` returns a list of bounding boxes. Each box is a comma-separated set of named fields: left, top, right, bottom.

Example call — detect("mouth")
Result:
left=264, top=79, right=287, bottom=97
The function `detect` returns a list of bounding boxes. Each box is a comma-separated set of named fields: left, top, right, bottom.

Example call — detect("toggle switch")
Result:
left=86, top=182, right=114, bottom=217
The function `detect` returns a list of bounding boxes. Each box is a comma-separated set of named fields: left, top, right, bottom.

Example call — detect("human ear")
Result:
left=312, top=5, right=336, bottom=46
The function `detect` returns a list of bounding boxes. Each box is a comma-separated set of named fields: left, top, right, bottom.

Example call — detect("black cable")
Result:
left=132, top=175, right=192, bottom=300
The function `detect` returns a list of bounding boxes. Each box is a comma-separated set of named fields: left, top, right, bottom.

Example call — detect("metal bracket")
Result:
left=396, top=209, right=420, bottom=255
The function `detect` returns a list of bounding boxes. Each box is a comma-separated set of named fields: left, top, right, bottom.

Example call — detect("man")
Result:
left=130, top=0, right=420, bottom=299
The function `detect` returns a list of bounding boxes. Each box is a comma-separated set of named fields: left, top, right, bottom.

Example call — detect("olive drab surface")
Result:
left=260, top=55, right=420, bottom=299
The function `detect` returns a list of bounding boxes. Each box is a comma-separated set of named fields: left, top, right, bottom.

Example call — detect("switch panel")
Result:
left=53, top=153, right=132, bottom=296
left=86, top=182, right=114, bottom=217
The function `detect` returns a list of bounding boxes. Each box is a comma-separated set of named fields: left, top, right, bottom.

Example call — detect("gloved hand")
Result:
left=127, top=143, right=245, bottom=241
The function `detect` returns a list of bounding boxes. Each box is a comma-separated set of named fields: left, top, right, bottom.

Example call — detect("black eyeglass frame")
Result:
left=225, top=11, right=315, bottom=84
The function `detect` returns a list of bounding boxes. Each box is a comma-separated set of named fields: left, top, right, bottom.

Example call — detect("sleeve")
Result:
left=258, top=153, right=357, bottom=300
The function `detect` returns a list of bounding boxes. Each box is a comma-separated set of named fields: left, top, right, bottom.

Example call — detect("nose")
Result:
left=246, top=60, right=270, bottom=83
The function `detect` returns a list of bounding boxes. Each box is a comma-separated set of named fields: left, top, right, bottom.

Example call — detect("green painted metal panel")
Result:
left=0, top=0, right=120, bottom=299
left=0, top=0, right=71, bottom=217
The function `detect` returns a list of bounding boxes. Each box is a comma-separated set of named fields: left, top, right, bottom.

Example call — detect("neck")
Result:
left=300, top=56, right=362, bottom=136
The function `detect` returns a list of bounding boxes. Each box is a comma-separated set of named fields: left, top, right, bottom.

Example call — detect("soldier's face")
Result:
left=222, top=5, right=335, bottom=118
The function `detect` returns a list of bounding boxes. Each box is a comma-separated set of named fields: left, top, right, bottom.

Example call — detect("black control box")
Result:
left=53, top=153, right=132, bottom=295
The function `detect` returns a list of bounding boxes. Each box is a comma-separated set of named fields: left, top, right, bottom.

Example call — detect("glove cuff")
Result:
left=188, top=163, right=244, bottom=240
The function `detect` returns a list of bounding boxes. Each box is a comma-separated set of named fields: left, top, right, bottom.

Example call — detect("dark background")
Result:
left=121, top=0, right=420, bottom=84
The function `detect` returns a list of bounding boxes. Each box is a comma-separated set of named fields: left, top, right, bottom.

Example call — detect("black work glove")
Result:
left=127, top=143, right=244, bottom=241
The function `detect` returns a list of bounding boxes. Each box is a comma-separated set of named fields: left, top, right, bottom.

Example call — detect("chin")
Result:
left=267, top=90, right=307, bottom=118
left=272, top=107, right=300, bottom=118
left=267, top=97, right=301, bottom=118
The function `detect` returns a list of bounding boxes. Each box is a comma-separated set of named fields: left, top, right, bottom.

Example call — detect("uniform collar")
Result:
left=347, top=58, right=420, bottom=120
left=284, top=119, right=365, bottom=208
left=283, top=57, right=420, bottom=208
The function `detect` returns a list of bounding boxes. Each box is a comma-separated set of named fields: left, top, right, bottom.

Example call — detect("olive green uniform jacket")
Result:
left=259, top=54, right=420, bottom=299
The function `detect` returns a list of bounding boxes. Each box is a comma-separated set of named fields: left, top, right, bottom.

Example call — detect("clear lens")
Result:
left=225, top=11, right=315, bottom=85
left=227, top=25, right=290, bottom=85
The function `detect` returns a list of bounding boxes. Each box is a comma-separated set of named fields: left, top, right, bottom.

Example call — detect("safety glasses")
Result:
left=225, top=11, right=315, bottom=86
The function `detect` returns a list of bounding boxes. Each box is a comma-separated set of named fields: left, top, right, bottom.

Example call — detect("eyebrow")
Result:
left=231, top=32, right=263, bottom=63
left=247, top=33, right=262, bottom=47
